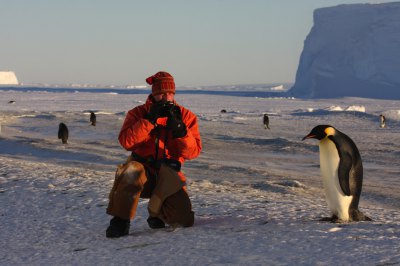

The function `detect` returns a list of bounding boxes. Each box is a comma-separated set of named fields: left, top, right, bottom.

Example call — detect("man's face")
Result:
left=153, top=92, right=175, bottom=102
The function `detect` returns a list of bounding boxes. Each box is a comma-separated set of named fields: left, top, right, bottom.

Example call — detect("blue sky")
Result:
left=0, top=0, right=394, bottom=86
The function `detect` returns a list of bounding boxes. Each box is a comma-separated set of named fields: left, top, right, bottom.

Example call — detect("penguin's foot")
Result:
left=319, top=215, right=339, bottom=222
left=319, top=217, right=333, bottom=222
left=333, top=219, right=347, bottom=224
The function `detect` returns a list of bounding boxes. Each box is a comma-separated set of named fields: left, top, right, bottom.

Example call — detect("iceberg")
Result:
left=0, top=71, right=18, bottom=85
left=289, top=2, right=400, bottom=99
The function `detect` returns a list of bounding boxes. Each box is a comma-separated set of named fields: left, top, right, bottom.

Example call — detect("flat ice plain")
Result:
left=0, top=88, right=399, bottom=265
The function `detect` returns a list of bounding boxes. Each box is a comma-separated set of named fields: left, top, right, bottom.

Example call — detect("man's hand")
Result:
left=167, top=106, right=187, bottom=138
left=145, top=100, right=166, bottom=124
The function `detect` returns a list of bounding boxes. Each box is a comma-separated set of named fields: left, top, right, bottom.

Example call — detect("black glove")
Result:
left=167, top=106, right=187, bottom=138
left=145, top=100, right=166, bottom=124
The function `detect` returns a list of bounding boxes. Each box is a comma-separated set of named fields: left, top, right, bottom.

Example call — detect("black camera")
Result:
left=159, top=101, right=175, bottom=117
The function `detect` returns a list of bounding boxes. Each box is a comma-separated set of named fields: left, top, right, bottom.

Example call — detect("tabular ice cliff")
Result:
left=0, top=71, right=19, bottom=85
left=289, top=2, right=400, bottom=99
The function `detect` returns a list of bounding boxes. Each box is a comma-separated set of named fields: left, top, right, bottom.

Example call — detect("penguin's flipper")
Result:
left=338, top=153, right=352, bottom=196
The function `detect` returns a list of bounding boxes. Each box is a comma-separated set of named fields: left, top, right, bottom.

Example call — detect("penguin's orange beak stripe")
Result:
left=302, top=134, right=316, bottom=141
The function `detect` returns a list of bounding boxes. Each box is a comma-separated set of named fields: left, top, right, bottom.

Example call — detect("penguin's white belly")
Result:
left=319, top=139, right=353, bottom=221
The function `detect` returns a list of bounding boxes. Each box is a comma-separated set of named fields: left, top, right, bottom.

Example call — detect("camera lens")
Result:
left=160, top=101, right=174, bottom=117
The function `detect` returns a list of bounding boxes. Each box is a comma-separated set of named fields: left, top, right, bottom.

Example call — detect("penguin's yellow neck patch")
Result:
left=324, top=127, right=335, bottom=136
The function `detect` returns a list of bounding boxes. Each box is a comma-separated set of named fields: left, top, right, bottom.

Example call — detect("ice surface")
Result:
left=0, top=88, right=399, bottom=265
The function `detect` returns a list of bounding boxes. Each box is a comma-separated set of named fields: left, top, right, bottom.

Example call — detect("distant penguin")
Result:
left=220, top=109, right=227, bottom=113
left=379, top=114, right=386, bottom=128
left=302, top=125, right=370, bottom=222
left=263, top=114, right=270, bottom=129
left=8, top=100, right=15, bottom=104
left=58, top=123, right=69, bottom=144
left=90, top=111, right=96, bottom=126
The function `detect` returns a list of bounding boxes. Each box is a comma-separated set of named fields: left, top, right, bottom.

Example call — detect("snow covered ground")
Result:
left=0, top=88, right=399, bottom=265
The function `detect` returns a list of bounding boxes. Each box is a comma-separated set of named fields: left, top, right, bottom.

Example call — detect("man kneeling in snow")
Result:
left=106, top=71, right=202, bottom=238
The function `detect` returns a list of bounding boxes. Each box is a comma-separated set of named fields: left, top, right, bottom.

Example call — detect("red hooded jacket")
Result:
left=118, top=95, right=202, bottom=182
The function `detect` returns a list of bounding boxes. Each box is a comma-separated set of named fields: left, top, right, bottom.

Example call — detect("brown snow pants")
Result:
left=106, top=161, right=194, bottom=227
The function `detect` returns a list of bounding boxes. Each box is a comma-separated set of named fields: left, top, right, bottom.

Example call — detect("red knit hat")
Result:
left=146, top=71, right=175, bottom=95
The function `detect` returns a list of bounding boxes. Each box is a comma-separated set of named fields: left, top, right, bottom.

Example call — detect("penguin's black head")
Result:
left=302, top=125, right=335, bottom=141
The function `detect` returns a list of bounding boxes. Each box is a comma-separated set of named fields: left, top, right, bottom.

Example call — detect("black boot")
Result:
left=147, top=216, right=165, bottom=229
left=106, top=216, right=130, bottom=238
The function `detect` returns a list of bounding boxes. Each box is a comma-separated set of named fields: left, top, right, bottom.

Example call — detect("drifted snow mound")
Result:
left=325, top=105, right=365, bottom=112
left=383, top=109, right=400, bottom=121
left=345, top=105, right=365, bottom=112
left=0, top=71, right=18, bottom=85
left=289, top=3, right=400, bottom=99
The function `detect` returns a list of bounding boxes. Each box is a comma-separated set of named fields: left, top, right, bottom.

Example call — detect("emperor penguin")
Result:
left=302, top=125, right=370, bottom=222
left=263, top=114, right=270, bottom=129
left=90, top=111, right=96, bottom=126
left=58, top=122, right=69, bottom=144
left=379, top=114, right=386, bottom=128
